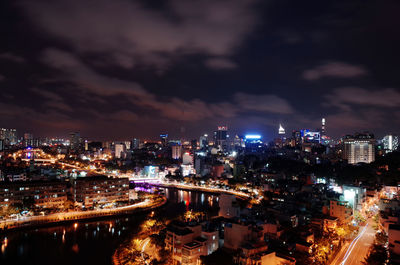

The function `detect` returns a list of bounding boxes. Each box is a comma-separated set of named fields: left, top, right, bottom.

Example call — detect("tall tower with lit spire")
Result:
left=278, top=124, right=285, bottom=135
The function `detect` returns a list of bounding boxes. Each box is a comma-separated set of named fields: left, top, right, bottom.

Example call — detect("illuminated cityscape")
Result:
left=1, top=1, right=400, bottom=265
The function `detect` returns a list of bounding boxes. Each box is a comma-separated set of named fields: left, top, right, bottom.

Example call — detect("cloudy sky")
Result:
left=0, top=0, right=400, bottom=140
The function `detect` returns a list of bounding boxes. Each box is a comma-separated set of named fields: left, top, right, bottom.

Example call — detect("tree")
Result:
left=64, top=199, right=74, bottom=210
left=363, top=244, right=387, bottom=265
left=363, top=231, right=389, bottom=265
left=22, top=196, right=35, bottom=209
left=354, top=211, right=366, bottom=223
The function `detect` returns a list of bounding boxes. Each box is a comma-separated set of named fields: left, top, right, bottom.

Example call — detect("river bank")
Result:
left=0, top=196, right=166, bottom=232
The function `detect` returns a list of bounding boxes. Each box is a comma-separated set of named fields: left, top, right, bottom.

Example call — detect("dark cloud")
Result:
left=303, top=62, right=367, bottom=80
left=204, top=58, right=237, bottom=70
left=40, top=48, right=293, bottom=122
left=21, top=0, right=259, bottom=70
left=0, top=0, right=399, bottom=139
left=234, top=93, right=293, bottom=114
left=0, top=52, right=25, bottom=63
left=324, top=87, right=400, bottom=110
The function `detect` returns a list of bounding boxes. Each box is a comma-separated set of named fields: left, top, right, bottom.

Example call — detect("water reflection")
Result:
left=1, top=237, right=7, bottom=255
left=0, top=188, right=220, bottom=265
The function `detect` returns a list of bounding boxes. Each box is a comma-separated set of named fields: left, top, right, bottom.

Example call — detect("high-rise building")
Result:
left=160, top=133, right=168, bottom=146
left=233, top=135, right=244, bottom=148
left=182, top=152, right=194, bottom=165
left=321, top=118, right=326, bottom=136
left=199, top=134, right=208, bottom=149
left=23, top=133, right=33, bottom=147
left=69, top=132, right=81, bottom=152
left=214, top=126, right=228, bottom=151
left=0, top=129, right=5, bottom=142
left=114, top=143, right=125, bottom=159
left=24, top=133, right=33, bottom=141
left=343, top=133, right=375, bottom=164
left=171, top=144, right=182, bottom=160
left=0, top=128, right=17, bottom=146
left=382, top=135, right=399, bottom=153
left=244, top=134, right=263, bottom=152
left=102, top=141, right=112, bottom=149
left=292, top=130, right=301, bottom=145
left=278, top=124, right=285, bottom=135
left=131, top=138, right=140, bottom=149
left=124, top=141, right=131, bottom=150
left=190, top=139, right=197, bottom=150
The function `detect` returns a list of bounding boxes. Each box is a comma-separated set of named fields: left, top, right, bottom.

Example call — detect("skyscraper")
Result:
left=214, top=126, right=228, bottom=151
left=382, top=134, right=399, bottom=153
left=171, top=144, right=182, bottom=160
left=114, top=143, right=125, bottom=159
left=292, top=130, right=301, bottom=145
left=199, top=134, right=208, bottom=149
left=278, top=124, right=285, bottom=135
left=131, top=138, right=140, bottom=149
left=321, top=118, right=326, bottom=136
left=23, top=133, right=33, bottom=147
left=0, top=128, right=17, bottom=146
left=160, top=133, right=168, bottom=146
left=69, top=132, right=81, bottom=152
left=343, top=133, right=375, bottom=164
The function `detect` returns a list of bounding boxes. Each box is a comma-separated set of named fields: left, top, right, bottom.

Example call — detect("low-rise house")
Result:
left=166, top=220, right=218, bottom=265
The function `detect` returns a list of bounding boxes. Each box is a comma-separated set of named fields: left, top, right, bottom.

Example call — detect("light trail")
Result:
left=340, top=223, right=369, bottom=265
left=141, top=238, right=150, bottom=263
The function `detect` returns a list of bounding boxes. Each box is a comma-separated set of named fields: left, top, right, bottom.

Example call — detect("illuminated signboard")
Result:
left=245, top=134, right=262, bottom=140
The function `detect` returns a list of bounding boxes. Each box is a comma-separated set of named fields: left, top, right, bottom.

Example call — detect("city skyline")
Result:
left=0, top=121, right=395, bottom=143
left=1, top=1, right=400, bottom=139
left=2, top=1, right=400, bottom=265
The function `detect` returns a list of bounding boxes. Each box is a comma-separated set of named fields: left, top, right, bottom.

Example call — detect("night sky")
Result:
left=1, top=0, right=400, bottom=141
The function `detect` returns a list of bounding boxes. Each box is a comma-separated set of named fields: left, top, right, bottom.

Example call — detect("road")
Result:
left=331, top=220, right=375, bottom=265
left=157, top=182, right=252, bottom=199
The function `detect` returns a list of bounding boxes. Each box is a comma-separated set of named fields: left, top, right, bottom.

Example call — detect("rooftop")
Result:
left=183, top=241, right=201, bottom=249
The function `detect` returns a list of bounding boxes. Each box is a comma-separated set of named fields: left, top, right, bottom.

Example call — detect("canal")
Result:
left=0, top=188, right=220, bottom=265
